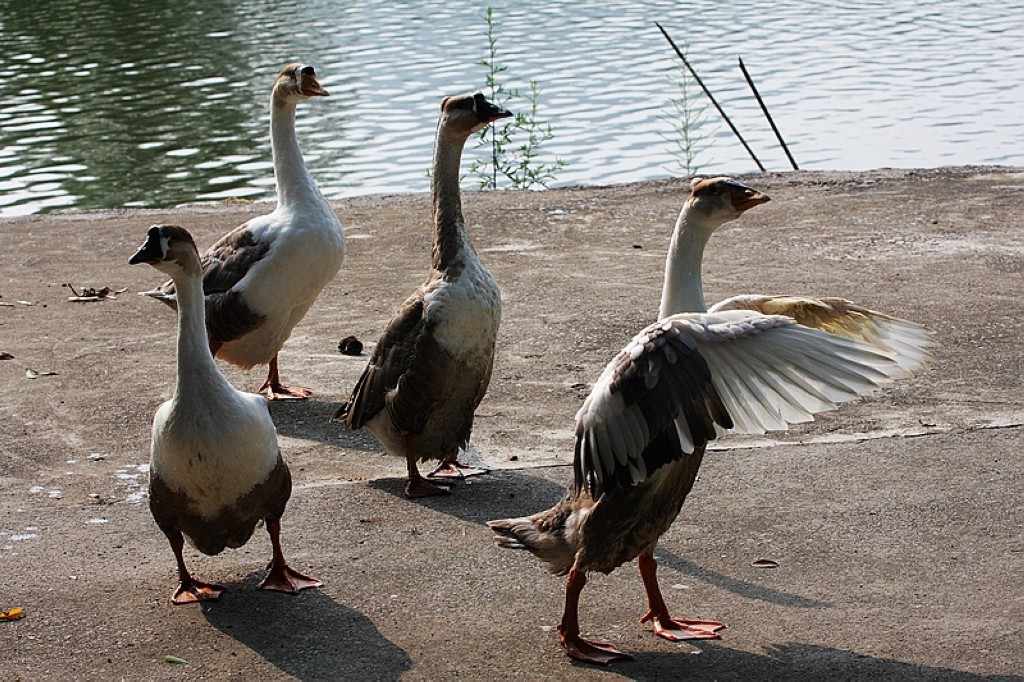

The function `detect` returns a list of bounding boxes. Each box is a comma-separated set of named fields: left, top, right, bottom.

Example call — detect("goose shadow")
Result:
left=617, top=641, right=1018, bottom=681
left=377, top=468, right=828, bottom=610
left=201, top=574, right=411, bottom=681
left=269, top=398, right=383, bottom=452
left=366, top=465, right=569, bottom=525
left=651, top=550, right=829, bottom=610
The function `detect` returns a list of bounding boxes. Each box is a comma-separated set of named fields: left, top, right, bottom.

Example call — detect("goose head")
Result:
left=439, top=93, right=513, bottom=137
left=272, top=63, right=329, bottom=102
left=685, top=176, right=770, bottom=233
left=129, top=224, right=201, bottom=277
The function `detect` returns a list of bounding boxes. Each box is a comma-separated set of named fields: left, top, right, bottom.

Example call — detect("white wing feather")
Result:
left=575, top=309, right=927, bottom=491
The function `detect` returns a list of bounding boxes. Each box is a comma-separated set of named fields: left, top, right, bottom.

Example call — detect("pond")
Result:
left=1, top=0, right=1021, bottom=216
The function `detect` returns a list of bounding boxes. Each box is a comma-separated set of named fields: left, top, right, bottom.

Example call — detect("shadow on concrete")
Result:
left=391, top=469, right=828, bottom=611
left=618, top=641, right=1018, bottom=681
left=202, top=575, right=411, bottom=681
left=269, top=398, right=383, bottom=453
left=366, top=467, right=569, bottom=526
left=652, top=551, right=829, bottom=610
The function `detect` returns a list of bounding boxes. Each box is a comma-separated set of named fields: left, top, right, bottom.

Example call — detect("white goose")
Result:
left=143, top=63, right=345, bottom=400
left=131, top=224, right=322, bottom=604
left=489, top=177, right=934, bottom=664
left=334, top=93, right=512, bottom=498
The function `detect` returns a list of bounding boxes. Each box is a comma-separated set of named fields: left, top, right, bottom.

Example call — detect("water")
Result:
left=1, top=0, right=1022, bottom=217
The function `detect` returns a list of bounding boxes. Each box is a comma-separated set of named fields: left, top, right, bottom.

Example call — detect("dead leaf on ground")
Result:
left=0, top=607, right=26, bottom=622
left=751, top=558, right=780, bottom=569
left=63, top=284, right=128, bottom=302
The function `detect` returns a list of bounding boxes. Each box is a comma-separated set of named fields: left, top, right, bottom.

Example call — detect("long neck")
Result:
left=430, top=127, right=470, bottom=270
left=172, top=266, right=232, bottom=399
left=270, top=95, right=320, bottom=208
left=659, top=207, right=712, bottom=318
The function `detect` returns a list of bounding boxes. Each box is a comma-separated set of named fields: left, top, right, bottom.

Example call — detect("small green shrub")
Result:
left=469, top=7, right=566, bottom=190
left=662, top=51, right=715, bottom=177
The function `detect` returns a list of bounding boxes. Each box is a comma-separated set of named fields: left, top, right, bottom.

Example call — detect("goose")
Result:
left=130, top=224, right=322, bottom=604
left=142, top=63, right=345, bottom=400
left=333, top=93, right=512, bottom=498
left=488, top=177, right=934, bottom=664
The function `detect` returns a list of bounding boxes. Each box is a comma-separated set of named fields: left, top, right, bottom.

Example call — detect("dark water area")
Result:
left=1, top=0, right=1022, bottom=216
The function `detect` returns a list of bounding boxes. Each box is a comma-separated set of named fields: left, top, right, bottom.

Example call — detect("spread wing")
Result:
left=710, top=294, right=935, bottom=374
left=574, top=310, right=918, bottom=497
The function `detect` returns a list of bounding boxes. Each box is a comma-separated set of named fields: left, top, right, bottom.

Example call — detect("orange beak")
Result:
left=730, top=185, right=770, bottom=212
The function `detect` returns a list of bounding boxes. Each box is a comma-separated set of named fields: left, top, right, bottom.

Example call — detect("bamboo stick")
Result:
left=738, top=57, right=798, bottom=170
left=655, top=22, right=765, bottom=172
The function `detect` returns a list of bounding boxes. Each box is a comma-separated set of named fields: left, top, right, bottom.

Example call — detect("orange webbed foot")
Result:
left=261, top=384, right=313, bottom=401
left=405, top=477, right=452, bottom=498
left=427, top=460, right=489, bottom=480
left=172, top=578, right=226, bottom=605
left=259, top=563, right=323, bottom=594
left=641, top=611, right=725, bottom=641
left=560, top=633, right=634, bottom=665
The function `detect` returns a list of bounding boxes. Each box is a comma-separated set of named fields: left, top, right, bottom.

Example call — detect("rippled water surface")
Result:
left=1, top=0, right=1022, bottom=216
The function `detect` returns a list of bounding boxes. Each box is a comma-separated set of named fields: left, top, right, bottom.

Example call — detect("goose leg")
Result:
left=558, top=564, right=633, bottom=665
left=259, top=355, right=313, bottom=401
left=258, top=518, right=323, bottom=593
left=638, top=551, right=724, bottom=640
left=404, top=436, right=451, bottom=498
left=167, top=530, right=225, bottom=605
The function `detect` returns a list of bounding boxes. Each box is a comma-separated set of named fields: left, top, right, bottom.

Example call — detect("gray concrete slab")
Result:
left=1, top=167, right=1021, bottom=679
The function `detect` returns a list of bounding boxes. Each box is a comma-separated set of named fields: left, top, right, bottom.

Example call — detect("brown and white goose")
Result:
left=334, top=93, right=512, bottom=498
left=142, top=64, right=345, bottom=400
left=131, top=224, right=322, bottom=604
left=488, top=177, right=934, bottom=664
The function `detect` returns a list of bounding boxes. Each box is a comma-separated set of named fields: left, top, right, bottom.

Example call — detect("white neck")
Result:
left=658, top=206, right=712, bottom=318
left=270, top=95, right=321, bottom=208
left=171, top=265, right=234, bottom=400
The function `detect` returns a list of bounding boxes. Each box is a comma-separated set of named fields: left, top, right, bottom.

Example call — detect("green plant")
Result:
left=470, top=7, right=566, bottom=190
left=662, top=52, right=715, bottom=177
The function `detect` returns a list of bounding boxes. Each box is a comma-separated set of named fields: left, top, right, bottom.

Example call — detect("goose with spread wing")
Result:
left=488, top=177, right=934, bottom=664
left=334, top=94, right=512, bottom=498
left=142, top=64, right=345, bottom=400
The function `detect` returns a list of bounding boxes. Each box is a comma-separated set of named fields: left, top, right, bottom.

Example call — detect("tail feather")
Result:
left=487, top=512, right=575, bottom=575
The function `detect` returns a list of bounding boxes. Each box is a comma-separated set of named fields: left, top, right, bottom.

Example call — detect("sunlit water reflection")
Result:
left=1, top=0, right=1021, bottom=216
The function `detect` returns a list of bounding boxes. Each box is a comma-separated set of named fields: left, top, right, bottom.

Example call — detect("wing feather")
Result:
left=710, top=294, right=935, bottom=373
left=574, top=309, right=927, bottom=496
left=336, top=292, right=430, bottom=429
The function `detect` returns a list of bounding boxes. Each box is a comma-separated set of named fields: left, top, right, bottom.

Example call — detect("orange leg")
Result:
left=638, top=551, right=725, bottom=640
left=258, top=518, right=322, bottom=593
left=167, top=530, right=225, bottom=605
left=557, top=565, right=633, bottom=665
left=259, top=355, right=313, bottom=401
